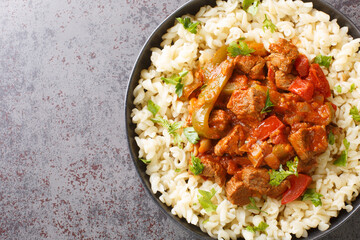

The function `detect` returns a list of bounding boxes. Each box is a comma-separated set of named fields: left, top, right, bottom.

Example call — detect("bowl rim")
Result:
left=125, top=0, right=360, bottom=239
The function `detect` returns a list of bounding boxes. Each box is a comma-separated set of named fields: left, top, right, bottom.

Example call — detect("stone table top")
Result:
left=1, top=0, right=360, bottom=239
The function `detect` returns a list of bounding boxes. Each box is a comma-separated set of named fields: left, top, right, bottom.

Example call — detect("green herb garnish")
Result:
left=314, top=54, right=332, bottom=68
left=175, top=168, right=181, bottom=172
left=198, top=188, right=217, bottom=213
left=189, top=154, right=204, bottom=175
left=161, top=71, right=188, bottom=98
left=261, top=89, right=275, bottom=114
left=151, top=116, right=183, bottom=147
left=350, top=83, right=356, bottom=93
left=140, top=158, right=151, bottom=164
left=269, top=157, right=299, bottom=186
left=243, top=0, right=260, bottom=15
left=350, top=106, right=360, bottom=122
left=177, top=17, right=200, bottom=34
left=328, top=132, right=335, bottom=145
left=147, top=100, right=160, bottom=116
left=184, top=127, right=200, bottom=144
left=227, top=39, right=255, bottom=57
left=263, top=14, right=277, bottom=33
left=246, top=221, right=269, bottom=234
left=246, top=197, right=268, bottom=214
left=334, top=138, right=350, bottom=166
left=302, top=189, right=323, bottom=207
left=334, top=85, right=342, bottom=93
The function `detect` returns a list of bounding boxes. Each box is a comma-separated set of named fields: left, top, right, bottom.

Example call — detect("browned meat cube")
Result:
left=275, top=70, right=296, bottom=90
left=225, top=175, right=252, bottom=206
left=227, top=86, right=266, bottom=126
left=267, top=38, right=299, bottom=73
left=214, top=125, right=246, bottom=156
left=199, top=155, right=227, bottom=187
left=288, top=125, right=328, bottom=172
left=267, top=179, right=290, bottom=198
left=235, top=55, right=266, bottom=80
left=208, top=109, right=231, bottom=136
left=242, top=166, right=271, bottom=195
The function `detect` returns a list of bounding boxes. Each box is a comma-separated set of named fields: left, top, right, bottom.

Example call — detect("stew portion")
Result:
left=186, top=39, right=335, bottom=206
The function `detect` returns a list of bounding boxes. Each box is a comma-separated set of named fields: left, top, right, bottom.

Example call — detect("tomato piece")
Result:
left=305, top=64, right=331, bottom=98
left=267, top=66, right=277, bottom=90
left=253, top=115, right=285, bottom=141
left=270, top=128, right=288, bottom=145
left=294, top=54, right=310, bottom=77
left=288, top=77, right=314, bottom=101
left=281, top=174, right=312, bottom=205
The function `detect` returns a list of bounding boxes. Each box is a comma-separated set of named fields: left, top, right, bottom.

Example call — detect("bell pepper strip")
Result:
left=252, top=115, right=285, bottom=141
left=305, top=64, right=331, bottom=98
left=281, top=174, right=312, bottom=205
left=192, top=59, right=235, bottom=139
left=294, top=54, right=310, bottom=77
left=288, top=77, right=314, bottom=101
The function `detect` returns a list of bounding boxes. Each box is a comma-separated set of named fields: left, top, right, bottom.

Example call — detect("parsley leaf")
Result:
left=147, top=100, right=160, bottom=117
left=140, top=158, right=151, bottom=164
left=227, top=40, right=255, bottom=57
left=314, top=54, right=332, bottom=68
left=269, top=157, right=299, bottom=186
left=151, top=116, right=183, bottom=147
left=334, top=85, right=342, bottom=93
left=161, top=71, right=188, bottom=98
left=246, top=221, right=269, bottom=234
left=246, top=197, right=268, bottom=214
left=334, top=138, right=350, bottom=166
left=350, top=83, right=356, bottom=93
left=198, top=188, right=217, bottom=213
left=184, top=127, right=200, bottom=144
left=261, top=89, right=275, bottom=114
left=350, top=106, right=360, bottom=122
left=263, top=14, right=277, bottom=33
left=189, top=154, right=204, bottom=175
left=328, top=132, right=335, bottom=145
left=175, top=168, right=181, bottom=172
left=177, top=17, right=200, bottom=34
left=302, top=189, right=323, bottom=207
left=242, top=0, right=255, bottom=10
left=247, top=0, right=259, bottom=15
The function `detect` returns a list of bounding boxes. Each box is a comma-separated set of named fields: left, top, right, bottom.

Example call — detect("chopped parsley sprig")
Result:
left=261, top=89, right=275, bottom=114
left=151, top=116, right=183, bottom=147
left=302, top=189, right=323, bottom=207
left=350, top=106, right=360, bottom=123
left=147, top=100, right=160, bottom=116
left=350, top=83, right=356, bottom=93
left=328, top=131, right=335, bottom=145
left=334, top=138, right=350, bottom=166
left=140, top=158, right=151, bottom=164
left=243, top=0, right=260, bottom=15
left=198, top=188, right=217, bottom=213
left=246, top=221, right=269, bottom=234
left=314, top=54, right=332, bottom=68
left=189, top=154, right=204, bottom=175
left=263, top=14, right=277, bottom=33
left=177, top=17, right=200, bottom=34
left=161, top=71, right=188, bottom=98
left=184, top=127, right=200, bottom=144
left=227, top=39, right=255, bottom=57
left=246, top=197, right=268, bottom=214
left=269, top=157, right=299, bottom=186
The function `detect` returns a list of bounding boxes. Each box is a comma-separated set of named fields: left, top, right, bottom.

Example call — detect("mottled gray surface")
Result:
left=0, top=0, right=360, bottom=239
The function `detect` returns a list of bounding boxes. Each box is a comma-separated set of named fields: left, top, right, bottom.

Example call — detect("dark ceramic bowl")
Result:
left=125, top=0, right=360, bottom=239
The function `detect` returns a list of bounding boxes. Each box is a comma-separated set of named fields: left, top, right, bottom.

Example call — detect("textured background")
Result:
left=0, top=0, right=360, bottom=239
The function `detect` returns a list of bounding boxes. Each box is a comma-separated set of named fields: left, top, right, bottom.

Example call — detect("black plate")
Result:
left=125, top=1, right=360, bottom=239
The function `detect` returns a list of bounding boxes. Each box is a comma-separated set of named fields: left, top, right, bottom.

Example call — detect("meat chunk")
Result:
left=214, top=125, right=246, bottom=156
left=267, top=179, right=290, bottom=198
left=199, top=155, right=227, bottom=187
left=242, top=167, right=271, bottom=195
left=235, top=55, right=266, bottom=80
left=247, top=141, right=272, bottom=167
left=267, top=38, right=299, bottom=73
left=227, top=86, right=266, bottom=126
left=275, top=71, right=296, bottom=90
left=288, top=125, right=328, bottom=172
left=225, top=175, right=252, bottom=206
left=208, top=109, right=231, bottom=135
